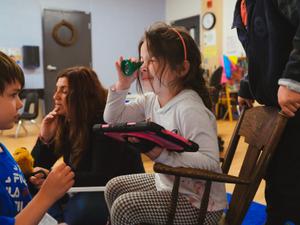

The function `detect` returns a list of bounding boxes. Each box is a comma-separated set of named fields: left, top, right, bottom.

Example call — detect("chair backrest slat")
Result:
left=221, top=107, right=245, bottom=174
left=238, top=107, right=278, bottom=148
left=238, top=145, right=261, bottom=179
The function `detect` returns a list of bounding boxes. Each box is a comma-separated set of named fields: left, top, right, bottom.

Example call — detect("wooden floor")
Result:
left=0, top=118, right=266, bottom=205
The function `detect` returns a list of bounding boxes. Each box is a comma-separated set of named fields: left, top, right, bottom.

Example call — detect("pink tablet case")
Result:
left=93, top=121, right=199, bottom=152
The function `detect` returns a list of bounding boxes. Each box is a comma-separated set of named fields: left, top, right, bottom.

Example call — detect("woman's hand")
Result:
left=39, top=107, right=59, bottom=142
left=115, top=57, right=138, bottom=91
left=39, top=163, right=74, bottom=203
left=29, top=167, right=49, bottom=189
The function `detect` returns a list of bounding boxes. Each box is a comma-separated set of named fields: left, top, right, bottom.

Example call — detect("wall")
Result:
left=222, top=0, right=245, bottom=56
left=165, top=0, right=200, bottom=22
left=200, top=0, right=245, bottom=72
left=91, top=0, right=165, bottom=88
left=200, top=0, right=223, bottom=73
left=0, top=0, right=43, bottom=89
left=165, top=0, right=245, bottom=73
left=0, top=0, right=165, bottom=89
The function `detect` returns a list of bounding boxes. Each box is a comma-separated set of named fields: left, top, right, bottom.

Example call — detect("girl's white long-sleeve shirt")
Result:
left=104, top=88, right=227, bottom=211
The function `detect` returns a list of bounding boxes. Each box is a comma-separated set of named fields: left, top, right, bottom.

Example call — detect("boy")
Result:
left=0, top=51, right=75, bottom=225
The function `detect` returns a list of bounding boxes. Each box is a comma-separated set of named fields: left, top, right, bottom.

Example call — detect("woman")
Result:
left=30, top=66, right=144, bottom=225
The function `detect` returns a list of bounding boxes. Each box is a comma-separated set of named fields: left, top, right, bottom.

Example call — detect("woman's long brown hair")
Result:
left=54, top=66, right=108, bottom=168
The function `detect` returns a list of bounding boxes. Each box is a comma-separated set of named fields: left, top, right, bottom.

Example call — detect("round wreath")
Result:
left=52, top=20, right=78, bottom=47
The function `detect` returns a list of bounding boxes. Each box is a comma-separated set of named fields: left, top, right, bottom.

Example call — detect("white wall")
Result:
left=0, top=0, right=165, bottom=89
left=165, top=0, right=245, bottom=57
left=222, top=0, right=245, bottom=56
left=165, top=0, right=200, bottom=22
left=91, top=0, right=165, bottom=88
left=0, top=0, right=44, bottom=89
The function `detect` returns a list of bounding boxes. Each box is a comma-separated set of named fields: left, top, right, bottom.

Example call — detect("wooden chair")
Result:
left=153, top=106, right=288, bottom=225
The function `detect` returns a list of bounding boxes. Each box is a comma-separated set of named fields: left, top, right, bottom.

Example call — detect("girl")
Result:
left=104, top=23, right=227, bottom=225
left=30, top=66, right=144, bottom=225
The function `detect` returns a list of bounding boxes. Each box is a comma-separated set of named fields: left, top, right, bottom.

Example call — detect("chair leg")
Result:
left=215, top=103, right=219, bottom=119
left=197, top=181, right=212, bottom=225
left=225, top=85, right=233, bottom=122
left=15, top=120, right=22, bottom=138
left=222, top=110, right=229, bottom=120
left=15, top=120, right=28, bottom=138
left=30, top=119, right=40, bottom=129
left=21, top=123, right=28, bottom=134
left=167, top=176, right=181, bottom=225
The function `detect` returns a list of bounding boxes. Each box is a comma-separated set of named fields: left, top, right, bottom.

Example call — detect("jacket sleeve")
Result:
left=238, top=73, right=254, bottom=99
left=31, top=138, right=59, bottom=169
left=277, top=0, right=300, bottom=83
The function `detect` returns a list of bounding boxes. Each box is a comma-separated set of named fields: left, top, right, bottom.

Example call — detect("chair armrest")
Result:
left=67, top=186, right=105, bottom=193
left=153, top=163, right=249, bottom=185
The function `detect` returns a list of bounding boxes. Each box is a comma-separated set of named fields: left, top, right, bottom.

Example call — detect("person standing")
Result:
left=233, top=1, right=300, bottom=224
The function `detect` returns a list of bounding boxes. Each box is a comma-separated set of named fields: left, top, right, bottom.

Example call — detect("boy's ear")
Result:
left=178, top=60, right=190, bottom=77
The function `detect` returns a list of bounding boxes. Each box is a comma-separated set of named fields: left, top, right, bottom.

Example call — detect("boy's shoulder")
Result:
left=0, top=143, right=5, bottom=153
left=0, top=143, right=7, bottom=153
left=0, top=144, right=15, bottom=163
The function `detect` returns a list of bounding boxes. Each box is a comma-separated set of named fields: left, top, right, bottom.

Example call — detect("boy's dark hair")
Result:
left=137, top=22, right=212, bottom=110
left=0, top=51, right=24, bottom=95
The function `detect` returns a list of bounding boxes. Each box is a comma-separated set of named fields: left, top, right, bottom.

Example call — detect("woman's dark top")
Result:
left=31, top=117, right=145, bottom=187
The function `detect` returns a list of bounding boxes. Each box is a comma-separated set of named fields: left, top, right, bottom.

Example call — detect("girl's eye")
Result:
left=149, top=57, right=158, bottom=63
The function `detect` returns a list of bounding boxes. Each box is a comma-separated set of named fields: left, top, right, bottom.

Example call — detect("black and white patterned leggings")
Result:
left=105, top=173, right=223, bottom=225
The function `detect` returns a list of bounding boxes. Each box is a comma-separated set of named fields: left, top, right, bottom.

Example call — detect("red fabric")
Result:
left=240, top=0, right=247, bottom=26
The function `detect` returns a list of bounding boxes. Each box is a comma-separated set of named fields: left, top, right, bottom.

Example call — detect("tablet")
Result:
left=93, top=121, right=199, bottom=152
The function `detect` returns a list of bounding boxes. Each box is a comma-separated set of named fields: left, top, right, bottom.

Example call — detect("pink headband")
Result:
left=171, top=28, right=187, bottom=61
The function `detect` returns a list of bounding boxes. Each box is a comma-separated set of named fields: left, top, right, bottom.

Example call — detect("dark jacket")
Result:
left=31, top=117, right=145, bottom=187
left=233, top=0, right=300, bottom=106
left=233, top=0, right=300, bottom=195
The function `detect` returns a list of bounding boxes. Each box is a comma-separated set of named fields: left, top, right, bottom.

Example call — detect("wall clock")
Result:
left=202, top=12, right=216, bottom=30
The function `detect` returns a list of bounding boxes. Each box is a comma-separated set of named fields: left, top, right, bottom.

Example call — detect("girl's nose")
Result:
left=140, top=63, right=148, bottom=72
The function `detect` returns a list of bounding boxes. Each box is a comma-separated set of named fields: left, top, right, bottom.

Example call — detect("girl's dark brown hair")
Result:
left=0, top=51, right=24, bottom=95
left=54, top=66, right=108, bottom=167
left=137, top=22, right=212, bottom=110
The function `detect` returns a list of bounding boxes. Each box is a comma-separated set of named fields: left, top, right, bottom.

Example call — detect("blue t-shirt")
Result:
left=0, top=143, right=31, bottom=225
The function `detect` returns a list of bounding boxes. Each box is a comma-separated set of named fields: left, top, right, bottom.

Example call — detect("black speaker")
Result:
left=22, top=46, right=40, bottom=69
